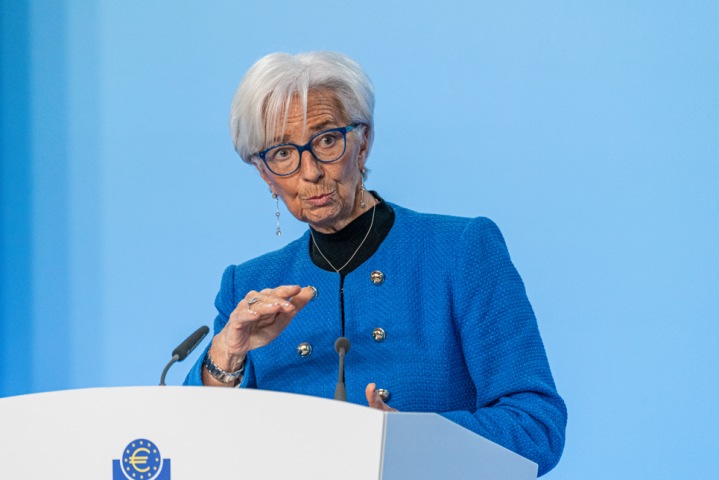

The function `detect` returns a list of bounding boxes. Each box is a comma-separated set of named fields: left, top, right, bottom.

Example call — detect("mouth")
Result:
left=305, top=192, right=334, bottom=206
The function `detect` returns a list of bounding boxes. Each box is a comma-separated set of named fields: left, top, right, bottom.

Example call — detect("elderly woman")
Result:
left=184, top=51, right=566, bottom=475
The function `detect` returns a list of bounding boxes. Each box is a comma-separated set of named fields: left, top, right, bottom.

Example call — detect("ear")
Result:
left=357, top=125, right=370, bottom=171
left=253, top=158, right=276, bottom=193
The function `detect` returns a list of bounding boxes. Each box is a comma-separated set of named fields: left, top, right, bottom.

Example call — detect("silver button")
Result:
left=370, top=271, right=385, bottom=285
left=297, top=342, right=312, bottom=357
left=377, top=389, right=390, bottom=402
left=372, top=327, right=386, bottom=343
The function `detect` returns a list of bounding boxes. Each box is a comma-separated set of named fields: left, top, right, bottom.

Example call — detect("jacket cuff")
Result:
left=182, top=343, right=211, bottom=386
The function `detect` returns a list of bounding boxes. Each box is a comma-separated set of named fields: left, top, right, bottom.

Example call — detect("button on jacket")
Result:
left=184, top=203, right=567, bottom=476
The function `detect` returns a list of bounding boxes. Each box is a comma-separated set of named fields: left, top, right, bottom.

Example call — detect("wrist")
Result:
left=203, top=348, right=244, bottom=385
left=210, top=338, right=246, bottom=373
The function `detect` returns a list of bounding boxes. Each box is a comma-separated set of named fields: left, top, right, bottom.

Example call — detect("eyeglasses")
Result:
left=256, top=124, right=360, bottom=176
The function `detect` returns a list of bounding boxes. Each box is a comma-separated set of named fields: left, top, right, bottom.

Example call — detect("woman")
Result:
left=184, top=51, right=566, bottom=475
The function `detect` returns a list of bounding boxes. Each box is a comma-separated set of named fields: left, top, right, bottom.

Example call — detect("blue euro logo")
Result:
left=113, top=439, right=170, bottom=480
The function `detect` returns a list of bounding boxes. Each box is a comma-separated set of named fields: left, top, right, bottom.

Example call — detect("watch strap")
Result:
left=203, top=350, right=245, bottom=384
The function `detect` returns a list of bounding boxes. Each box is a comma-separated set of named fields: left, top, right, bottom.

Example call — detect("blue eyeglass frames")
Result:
left=256, top=123, right=361, bottom=176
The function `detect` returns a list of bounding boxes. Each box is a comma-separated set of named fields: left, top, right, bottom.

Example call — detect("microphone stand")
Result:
left=160, top=354, right=180, bottom=386
left=334, top=337, right=351, bottom=401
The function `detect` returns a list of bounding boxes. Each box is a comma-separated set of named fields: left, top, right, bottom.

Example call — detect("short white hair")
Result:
left=229, top=51, right=375, bottom=165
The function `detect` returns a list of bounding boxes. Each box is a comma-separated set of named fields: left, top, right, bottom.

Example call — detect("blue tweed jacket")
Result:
left=184, top=203, right=567, bottom=475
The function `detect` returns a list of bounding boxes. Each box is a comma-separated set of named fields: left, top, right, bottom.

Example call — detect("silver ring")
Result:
left=310, top=286, right=318, bottom=301
left=247, top=297, right=260, bottom=310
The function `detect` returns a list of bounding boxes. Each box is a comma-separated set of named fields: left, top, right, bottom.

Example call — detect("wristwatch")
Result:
left=203, top=350, right=244, bottom=384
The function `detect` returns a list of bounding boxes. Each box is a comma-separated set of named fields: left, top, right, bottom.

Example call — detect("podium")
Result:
left=0, top=387, right=537, bottom=479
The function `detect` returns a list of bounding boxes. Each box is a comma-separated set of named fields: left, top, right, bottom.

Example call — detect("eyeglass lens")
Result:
left=265, top=130, right=346, bottom=175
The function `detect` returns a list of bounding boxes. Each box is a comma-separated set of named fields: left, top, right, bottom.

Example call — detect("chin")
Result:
left=304, top=204, right=342, bottom=226
left=307, top=211, right=339, bottom=225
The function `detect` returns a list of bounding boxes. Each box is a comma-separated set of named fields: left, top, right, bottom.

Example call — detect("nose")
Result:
left=299, top=149, right=323, bottom=182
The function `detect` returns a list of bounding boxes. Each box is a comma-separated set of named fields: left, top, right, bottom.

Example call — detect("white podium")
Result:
left=0, top=387, right=537, bottom=479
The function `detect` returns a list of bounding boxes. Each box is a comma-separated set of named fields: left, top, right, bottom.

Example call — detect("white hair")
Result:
left=229, top=51, right=375, bottom=165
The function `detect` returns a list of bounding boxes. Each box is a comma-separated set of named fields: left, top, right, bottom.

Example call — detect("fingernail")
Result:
left=284, top=303, right=291, bottom=307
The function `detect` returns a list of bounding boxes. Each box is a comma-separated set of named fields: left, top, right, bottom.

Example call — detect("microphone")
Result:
left=159, top=325, right=210, bottom=386
left=334, top=337, right=351, bottom=401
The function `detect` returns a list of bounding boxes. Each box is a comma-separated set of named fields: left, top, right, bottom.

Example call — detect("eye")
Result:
left=315, top=132, right=340, bottom=149
left=270, top=148, right=295, bottom=162
left=267, top=146, right=296, bottom=164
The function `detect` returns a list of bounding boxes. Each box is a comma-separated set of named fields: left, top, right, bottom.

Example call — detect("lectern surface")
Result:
left=0, top=387, right=385, bottom=479
left=0, top=386, right=537, bottom=480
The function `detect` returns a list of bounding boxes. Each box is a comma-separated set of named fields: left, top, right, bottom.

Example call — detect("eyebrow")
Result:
left=269, top=120, right=339, bottom=146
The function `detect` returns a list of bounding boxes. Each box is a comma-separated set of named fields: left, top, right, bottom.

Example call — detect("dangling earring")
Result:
left=360, top=169, right=367, bottom=208
left=272, top=193, right=281, bottom=236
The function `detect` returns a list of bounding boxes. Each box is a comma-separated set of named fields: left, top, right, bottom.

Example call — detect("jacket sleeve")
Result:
left=183, top=265, right=257, bottom=388
left=439, top=217, right=567, bottom=476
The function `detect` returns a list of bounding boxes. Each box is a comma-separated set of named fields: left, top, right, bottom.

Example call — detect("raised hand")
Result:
left=203, top=285, right=315, bottom=386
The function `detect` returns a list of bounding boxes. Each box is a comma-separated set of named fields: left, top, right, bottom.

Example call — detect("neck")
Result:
left=310, top=191, right=378, bottom=234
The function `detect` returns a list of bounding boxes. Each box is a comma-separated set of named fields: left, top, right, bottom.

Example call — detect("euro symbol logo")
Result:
left=129, top=448, right=151, bottom=472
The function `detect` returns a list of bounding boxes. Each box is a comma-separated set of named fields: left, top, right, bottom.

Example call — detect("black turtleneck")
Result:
left=309, top=192, right=395, bottom=336
left=309, top=191, right=394, bottom=277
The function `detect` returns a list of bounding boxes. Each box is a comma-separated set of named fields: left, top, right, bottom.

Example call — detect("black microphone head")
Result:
left=172, top=325, right=210, bottom=361
left=335, top=337, right=351, bottom=354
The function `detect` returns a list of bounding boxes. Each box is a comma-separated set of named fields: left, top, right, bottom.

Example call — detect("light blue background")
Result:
left=1, top=1, right=717, bottom=478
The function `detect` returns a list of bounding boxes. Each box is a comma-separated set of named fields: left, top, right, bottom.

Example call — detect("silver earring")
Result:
left=360, top=169, right=367, bottom=208
left=272, top=193, right=281, bottom=236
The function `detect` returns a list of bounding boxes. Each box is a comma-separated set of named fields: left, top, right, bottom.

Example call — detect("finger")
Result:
left=243, top=290, right=260, bottom=301
left=257, top=293, right=297, bottom=309
left=288, top=286, right=317, bottom=311
left=230, top=299, right=289, bottom=324
left=269, top=285, right=302, bottom=298
left=243, top=292, right=294, bottom=313
left=245, top=301, right=291, bottom=316
left=242, top=286, right=299, bottom=305
left=240, top=286, right=300, bottom=309
left=246, top=286, right=314, bottom=327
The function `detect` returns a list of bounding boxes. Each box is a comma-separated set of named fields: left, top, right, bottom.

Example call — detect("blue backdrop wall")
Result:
left=1, top=1, right=717, bottom=478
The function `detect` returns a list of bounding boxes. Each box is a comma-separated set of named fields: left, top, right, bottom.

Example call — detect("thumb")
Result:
left=365, top=383, right=396, bottom=412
